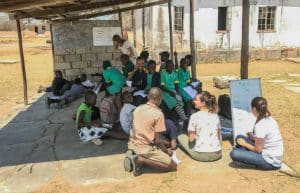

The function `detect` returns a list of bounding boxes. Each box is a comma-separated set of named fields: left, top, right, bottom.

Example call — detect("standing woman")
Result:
left=230, top=97, right=283, bottom=170
left=113, top=34, right=138, bottom=63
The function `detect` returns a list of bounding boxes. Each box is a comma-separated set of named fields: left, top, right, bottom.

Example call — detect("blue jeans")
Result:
left=230, top=136, right=279, bottom=170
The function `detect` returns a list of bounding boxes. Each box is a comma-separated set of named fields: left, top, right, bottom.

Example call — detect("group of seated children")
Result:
left=44, top=70, right=94, bottom=108
left=60, top=50, right=283, bottom=176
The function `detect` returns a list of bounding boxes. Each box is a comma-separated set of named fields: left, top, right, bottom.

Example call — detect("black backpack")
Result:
left=218, top=94, right=232, bottom=120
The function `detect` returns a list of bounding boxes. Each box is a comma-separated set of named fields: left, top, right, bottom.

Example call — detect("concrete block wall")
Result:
left=52, top=20, right=122, bottom=82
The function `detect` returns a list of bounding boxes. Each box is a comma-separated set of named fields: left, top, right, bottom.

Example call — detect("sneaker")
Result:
left=123, top=149, right=134, bottom=172
left=91, top=138, right=103, bottom=146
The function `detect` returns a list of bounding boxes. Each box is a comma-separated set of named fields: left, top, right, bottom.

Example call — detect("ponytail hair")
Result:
left=251, top=97, right=271, bottom=124
left=199, top=91, right=218, bottom=113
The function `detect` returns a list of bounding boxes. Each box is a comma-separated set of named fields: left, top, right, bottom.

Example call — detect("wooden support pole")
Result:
left=50, top=23, right=55, bottom=71
left=131, top=10, right=137, bottom=47
left=241, top=0, right=249, bottom=79
left=119, top=12, right=123, bottom=37
left=190, top=0, right=196, bottom=79
left=16, top=19, right=28, bottom=105
left=142, top=7, right=146, bottom=49
left=168, top=0, right=174, bottom=60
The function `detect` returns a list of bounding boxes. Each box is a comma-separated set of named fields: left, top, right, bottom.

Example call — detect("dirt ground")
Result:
left=0, top=31, right=53, bottom=123
left=0, top=32, right=300, bottom=193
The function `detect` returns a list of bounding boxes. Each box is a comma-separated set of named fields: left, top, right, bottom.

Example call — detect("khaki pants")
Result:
left=178, top=134, right=222, bottom=162
left=128, top=141, right=171, bottom=164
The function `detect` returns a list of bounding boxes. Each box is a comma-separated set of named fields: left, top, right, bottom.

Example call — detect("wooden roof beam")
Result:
left=15, top=0, right=140, bottom=19
left=0, top=0, right=74, bottom=12
left=51, top=0, right=170, bottom=22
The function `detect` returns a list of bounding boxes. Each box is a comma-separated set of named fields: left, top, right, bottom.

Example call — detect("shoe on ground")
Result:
left=130, top=154, right=141, bottom=176
left=91, top=138, right=103, bottom=146
left=124, top=149, right=134, bottom=172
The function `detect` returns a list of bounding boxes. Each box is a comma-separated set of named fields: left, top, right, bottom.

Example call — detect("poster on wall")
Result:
left=93, top=27, right=121, bottom=46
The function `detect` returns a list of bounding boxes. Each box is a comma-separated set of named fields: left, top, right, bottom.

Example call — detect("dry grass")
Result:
left=0, top=34, right=53, bottom=122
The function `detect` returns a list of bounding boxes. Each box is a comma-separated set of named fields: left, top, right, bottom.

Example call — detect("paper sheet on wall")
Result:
left=93, top=27, right=121, bottom=46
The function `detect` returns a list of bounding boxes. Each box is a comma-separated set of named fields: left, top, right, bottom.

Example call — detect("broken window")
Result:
left=218, top=7, right=227, bottom=31
left=258, top=7, right=276, bottom=31
left=174, top=6, right=184, bottom=31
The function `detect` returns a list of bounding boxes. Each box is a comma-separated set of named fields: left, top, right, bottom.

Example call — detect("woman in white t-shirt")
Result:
left=112, top=34, right=138, bottom=62
left=178, top=91, right=222, bottom=162
left=230, top=97, right=283, bottom=170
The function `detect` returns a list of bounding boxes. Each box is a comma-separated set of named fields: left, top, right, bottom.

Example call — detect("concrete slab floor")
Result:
left=0, top=93, right=297, bottom=193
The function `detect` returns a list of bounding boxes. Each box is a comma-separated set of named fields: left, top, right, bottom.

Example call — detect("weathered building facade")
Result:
left=134, top=0, right=300, bottom=62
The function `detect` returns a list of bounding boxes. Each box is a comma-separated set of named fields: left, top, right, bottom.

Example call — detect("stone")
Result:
left=65, top=54, right=81, bottom=62
left=110, top=60, right=122, bottom=68
left=55, top=62, right=71, bottom=69
left=98, top=53, right=112, bottom=61
left=82, top=67, right=99, bottom=74
left=65, top=68, right=81, bottom=77
left=288, top=73, right=300, bottom=77
left=213, top=76, right=239, bottom=89
left=105, top=46, right=116, bottom=52
left=91, top=46, right=106, bottom=53
left=54, top=55, right=64, bottom=63
left=112, top=52, right=122, bottom=60
left=267, top=80, right=287, bottom=83
left=0, top=59, right=18, bottom=64
left=286, top=58, right=300, bottom=63
left=91, top=60, right=102, bottom=67
left=75, top=47, right=91, bottom=54
left=72, top=61, right=90, bottom=68
left=81, top=53, right=98, bottom=61
left=55, top=48, right=67, bottom=55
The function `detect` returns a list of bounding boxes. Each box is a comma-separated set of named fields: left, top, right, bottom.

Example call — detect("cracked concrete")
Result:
left=0, top=94, right=297, bottom=193
left=0, top=94, right=132, bottom=193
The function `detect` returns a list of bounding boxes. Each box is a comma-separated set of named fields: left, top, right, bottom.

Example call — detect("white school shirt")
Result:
left=188, top=111, right=222, bottom=153
left=119, top=40, right=138, bottom=59
left=254, top=116, right=283, bottom=168
left=120, top=103, right=136, bottom=135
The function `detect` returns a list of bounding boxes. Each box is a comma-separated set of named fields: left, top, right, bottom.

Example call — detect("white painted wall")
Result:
left=136, top=0, right=300, bottom=51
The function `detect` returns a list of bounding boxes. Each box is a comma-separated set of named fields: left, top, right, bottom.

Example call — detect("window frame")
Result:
left=217, top=7, right=228, bottom=32
left=174, top=6, right=184, bottom=32
left=257, top=6, right=276, bottom=33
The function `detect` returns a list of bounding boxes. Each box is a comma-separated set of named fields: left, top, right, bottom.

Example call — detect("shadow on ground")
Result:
left=0, top=94, right=128, bottom=168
